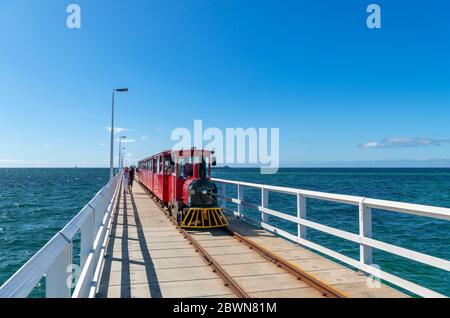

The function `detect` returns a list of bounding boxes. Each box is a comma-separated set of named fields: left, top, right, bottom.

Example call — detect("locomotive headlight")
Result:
left=201, top=189, right=208, bottom=195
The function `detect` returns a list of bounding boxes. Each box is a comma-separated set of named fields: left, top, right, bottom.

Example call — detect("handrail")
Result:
left=213, top=177, right=450, bottom=298
left=0, top=172, right=123, bottom=298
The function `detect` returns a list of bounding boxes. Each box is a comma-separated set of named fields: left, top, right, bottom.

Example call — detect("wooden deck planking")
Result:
left=96, top=184, right=234, bottom=298
left=187, top=229, right=324, bottom=298
left=97, top=179, right=407, bottom=298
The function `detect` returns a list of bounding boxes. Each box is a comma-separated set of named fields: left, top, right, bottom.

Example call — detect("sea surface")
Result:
left=0, top=168, right=109, bottom=297
left=0, top=168, right=449, bottom=297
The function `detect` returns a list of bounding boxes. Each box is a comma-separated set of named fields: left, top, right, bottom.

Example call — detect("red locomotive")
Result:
left=138, top=149, right=228, bottom=229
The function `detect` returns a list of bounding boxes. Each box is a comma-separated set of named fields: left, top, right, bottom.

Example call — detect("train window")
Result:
left=164, top=157, right=171, bottom=175
left=185, top=162, right=193, bottom=178
left=201, top=156, right=210, bottom=178
left=178, top=157, right=193, bottom=178
left=178, top=158, right=185, bottom=178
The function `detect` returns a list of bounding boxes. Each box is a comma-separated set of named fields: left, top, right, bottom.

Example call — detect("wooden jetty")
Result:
left=96, top=182, right=406, bottom=298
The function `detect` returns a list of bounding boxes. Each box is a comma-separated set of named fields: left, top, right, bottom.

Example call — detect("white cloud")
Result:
left=359, top=137, right=450, bottom=149
left=0, top=159, right=27, bottom=164
left=359, top=141, right=384, bottom=149
left=0, top=159, right=48, bottom=165
left=141, top=136, right=149, bottom=140
left=106, top=127, right=130, bottom=134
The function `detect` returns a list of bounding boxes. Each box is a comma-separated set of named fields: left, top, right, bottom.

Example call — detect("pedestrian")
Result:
left=123, top=167, right=130, bottom=194
left=129, top=166, right=135, bottom=193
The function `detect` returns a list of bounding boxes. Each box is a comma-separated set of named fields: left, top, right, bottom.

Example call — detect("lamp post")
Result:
left=109, top=88, right=128, bottom=180
left=122, top=147, right=126, bottom=168
left=118, top=136, right=126, bottom=170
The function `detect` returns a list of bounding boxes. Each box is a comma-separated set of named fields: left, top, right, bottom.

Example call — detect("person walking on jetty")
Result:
left=123, top=167, right=130, bottom=194
left=129, top=166, right=135, bottom=193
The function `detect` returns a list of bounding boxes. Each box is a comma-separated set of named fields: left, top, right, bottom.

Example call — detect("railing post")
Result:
left=80, top=211, right=95, bottom=270
left=261, top=187, right=269, bottom=224
left=94, top=189, right=110, bottom=229
left=359, top=199, right=373, bottom=265
left=93, top=201, right=102, bottom=230
left=237, top=184, right=244, bottom=216
left=221, top=184, right=227, bottom=209
left=297, top=192, right=307, bottom=243
left=46, top=242, right=72, bottom=298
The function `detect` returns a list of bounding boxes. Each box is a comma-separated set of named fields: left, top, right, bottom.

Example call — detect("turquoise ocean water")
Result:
left=0, top=168, right=449, bottom=297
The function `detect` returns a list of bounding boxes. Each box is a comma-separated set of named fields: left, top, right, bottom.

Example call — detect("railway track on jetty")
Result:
left=138, top=182, right=346, bottom=299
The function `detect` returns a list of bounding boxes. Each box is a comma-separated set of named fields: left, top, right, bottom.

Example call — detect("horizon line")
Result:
left=1, top=166, right=450, bottom=169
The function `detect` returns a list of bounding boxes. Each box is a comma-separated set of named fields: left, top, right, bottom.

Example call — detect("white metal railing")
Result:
left=0, top=172, right=123, bottom=298
left=213, top=178, right=450, bottom=298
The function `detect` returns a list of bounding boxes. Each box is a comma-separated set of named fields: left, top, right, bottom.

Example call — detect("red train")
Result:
left=138, top=149, right=228, bottom=229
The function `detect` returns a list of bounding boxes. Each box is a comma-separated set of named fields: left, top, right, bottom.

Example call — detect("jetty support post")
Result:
left=237, top=184, right=244, bottom=217
left=359, top=199, right=373, bottom=265
left=80, top=211, right=95, bottom=277
left=297, top=192, right=307, bottom=244
left=261, top=187, right=269, bottom=223
left=46, top=242, right=72, bottom=298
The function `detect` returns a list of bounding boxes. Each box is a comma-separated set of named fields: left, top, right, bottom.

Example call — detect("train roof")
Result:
left=138, top=149, right=213, bottom=163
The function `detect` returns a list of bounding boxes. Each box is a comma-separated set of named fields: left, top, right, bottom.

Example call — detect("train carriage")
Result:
left=138, top=149, right=228, bottom=229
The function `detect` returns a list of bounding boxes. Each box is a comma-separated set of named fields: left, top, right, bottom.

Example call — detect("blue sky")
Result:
left=0, top=0, right=449, bottom=167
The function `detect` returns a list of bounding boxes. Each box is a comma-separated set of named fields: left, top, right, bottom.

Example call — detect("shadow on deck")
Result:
left=97, top=189, right=162, bottom=298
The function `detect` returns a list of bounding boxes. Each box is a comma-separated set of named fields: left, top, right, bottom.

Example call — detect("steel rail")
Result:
left=222, top=229, right=347, bottom=298
left=177, top=225, right=250, bottom=298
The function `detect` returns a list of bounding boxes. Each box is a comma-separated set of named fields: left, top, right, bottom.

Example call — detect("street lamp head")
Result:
left=121, top=136, right=127, bottom=139
left=110, top=88, right=128, bottom=180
